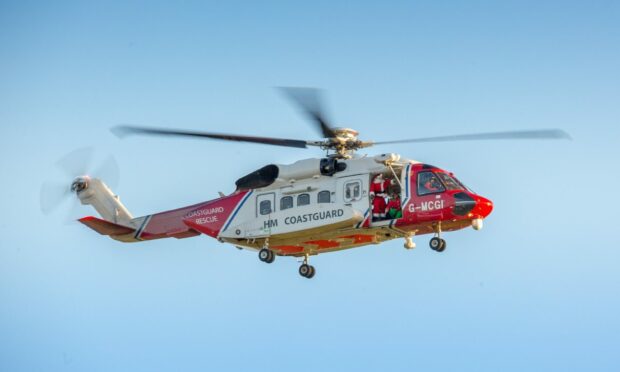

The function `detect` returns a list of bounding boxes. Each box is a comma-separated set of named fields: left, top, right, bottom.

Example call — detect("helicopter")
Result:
left=43, top=88, right=570, bottom=279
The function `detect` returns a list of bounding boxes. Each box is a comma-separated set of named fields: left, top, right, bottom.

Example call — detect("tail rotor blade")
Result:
left=56, top=147, right=94, bottom=178
left=40, top=182, right=71, bottom=215
left=94, top=155, right=120, bottom=190
left=64, top=198, right=84, bottom=225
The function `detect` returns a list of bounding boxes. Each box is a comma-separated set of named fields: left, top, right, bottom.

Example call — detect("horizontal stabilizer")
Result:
left=79, top=216, right=135, bottom=236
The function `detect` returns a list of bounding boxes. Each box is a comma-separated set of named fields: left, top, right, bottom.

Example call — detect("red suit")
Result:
left=370, top=175, right=393, bottom=219
left=372, top=195, right=387, bottom=219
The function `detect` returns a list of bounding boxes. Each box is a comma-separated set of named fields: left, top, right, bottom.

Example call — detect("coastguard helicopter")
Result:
left=42, top=88, right=570, bottom=278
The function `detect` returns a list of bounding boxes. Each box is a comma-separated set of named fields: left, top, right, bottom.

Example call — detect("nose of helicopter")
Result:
left=473, top=195, right=494, bottom=218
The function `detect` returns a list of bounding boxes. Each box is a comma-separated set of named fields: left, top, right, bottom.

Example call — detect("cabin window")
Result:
left=318, top=190, right=331, bottom=203
left=437, top=173, right=464, bottom=191
left=417, top=172, right=445, bottom=196
left=297, top=193, right=310, bottom=206
left=344, top=180, right=362, bottom=202
left=280, top=196, right=293, bottom=210
left=259, top=200, right=272, bottom=215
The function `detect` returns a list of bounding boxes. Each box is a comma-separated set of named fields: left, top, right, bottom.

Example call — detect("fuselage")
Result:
left=167, top=153, right=493, bottom=257
left=79, top=153, right=492, bottom=257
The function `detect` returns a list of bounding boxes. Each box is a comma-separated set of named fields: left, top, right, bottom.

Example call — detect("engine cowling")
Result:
left=235, top=158, right=347, bottom=191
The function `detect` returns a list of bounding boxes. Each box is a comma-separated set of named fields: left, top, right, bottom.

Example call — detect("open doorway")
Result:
left=369, top=167, right=403, bottom=223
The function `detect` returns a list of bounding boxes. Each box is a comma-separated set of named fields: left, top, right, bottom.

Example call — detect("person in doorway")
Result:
left=370, top=174, right=393, bottom=220
left=386, top=192, right=402, bottom=219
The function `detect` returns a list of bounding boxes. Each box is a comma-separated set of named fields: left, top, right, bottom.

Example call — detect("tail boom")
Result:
left=77, top=178, right=252, bottom=243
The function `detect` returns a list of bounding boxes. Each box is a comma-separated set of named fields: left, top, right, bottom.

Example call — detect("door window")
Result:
left=256, top=193, right=275, bottom=216
left=344, top=180, right=362, bottom=202
left=259, top=200, right=272, bottom=215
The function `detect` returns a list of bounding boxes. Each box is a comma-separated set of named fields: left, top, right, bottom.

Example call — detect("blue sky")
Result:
left=1, top=1, right=619, bottom=371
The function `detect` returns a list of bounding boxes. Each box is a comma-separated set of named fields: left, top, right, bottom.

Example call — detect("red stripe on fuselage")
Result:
left=182, top=190, right=250, bottom=238
left=136, top=202, right=207, bottom=240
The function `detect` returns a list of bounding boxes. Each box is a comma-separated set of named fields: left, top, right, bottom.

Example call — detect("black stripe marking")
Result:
left=134, top=215, right=152, bottom=240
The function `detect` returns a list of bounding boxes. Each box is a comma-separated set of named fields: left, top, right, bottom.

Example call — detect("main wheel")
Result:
left=429, top=237, right=442, bottom=251
left=437, top=239, right=447, bottom=252
left=299, top=264, right=312, bottom=278
left=306, top=265, right=316, bottom=278
left=266, top=250, right=275, bottom=263
left=259, top=248, right=274, bottom=263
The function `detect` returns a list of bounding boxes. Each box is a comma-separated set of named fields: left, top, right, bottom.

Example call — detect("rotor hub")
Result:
left=320, top=127, right=369, bottom=158
left=332, top=127, right=359, bottom=140
left=71, top=176, right=90, bottom=193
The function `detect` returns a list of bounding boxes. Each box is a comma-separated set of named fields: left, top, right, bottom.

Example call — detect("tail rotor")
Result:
left=39, top=148, right=120, bottom=222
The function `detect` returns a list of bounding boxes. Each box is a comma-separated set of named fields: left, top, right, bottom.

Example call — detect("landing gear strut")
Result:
left=429, top=223, right=446, bottom=252
left=299, top=254, right=316, bottom=279
left=258, top=239, right=275, bottom=263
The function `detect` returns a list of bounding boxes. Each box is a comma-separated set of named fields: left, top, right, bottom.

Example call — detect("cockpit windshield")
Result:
left=417, top=172, right=446, bottom=195
left=437, top=172, right=465, bottom=191
left=418, top=171, right=469, bottom=195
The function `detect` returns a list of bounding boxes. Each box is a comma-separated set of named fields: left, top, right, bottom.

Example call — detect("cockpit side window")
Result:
left=437, top=173, right=464, bottom=191
left=417, top=172, right=446, bottom=196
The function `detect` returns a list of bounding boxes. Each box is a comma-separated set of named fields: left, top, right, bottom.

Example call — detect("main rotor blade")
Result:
left=371, top=129, right=572, bottom=146
left=279, top=87, right=336, bottom=138
left=112, top=126, right=311, bottom=149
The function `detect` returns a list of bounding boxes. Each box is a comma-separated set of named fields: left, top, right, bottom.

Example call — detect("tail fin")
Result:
left=75, top=177, right=135, bottom=227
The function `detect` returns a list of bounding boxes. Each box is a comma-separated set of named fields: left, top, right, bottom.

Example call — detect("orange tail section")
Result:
left=79, top=216, right=135, bottom=237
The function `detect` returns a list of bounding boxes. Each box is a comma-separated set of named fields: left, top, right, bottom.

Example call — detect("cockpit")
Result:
left=417, top=170, right=467, bottom=196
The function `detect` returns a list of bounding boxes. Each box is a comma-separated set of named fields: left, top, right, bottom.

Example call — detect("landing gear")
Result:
left=299, top=264, right=315, bottom=278
left=429, top=237, right=446, bottom=252
left=258, top=239, right=275, bottom=263
left=258, top=248, right=275, bottom=263
left=429, top=223, right=446, bottom=252
left=299, top=254, right=316, bottom=279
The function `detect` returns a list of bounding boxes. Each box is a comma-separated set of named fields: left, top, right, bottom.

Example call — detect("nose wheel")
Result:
left=429, top=237, right=446, bottom=252
left=429, top=223, right=446, bottom=252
